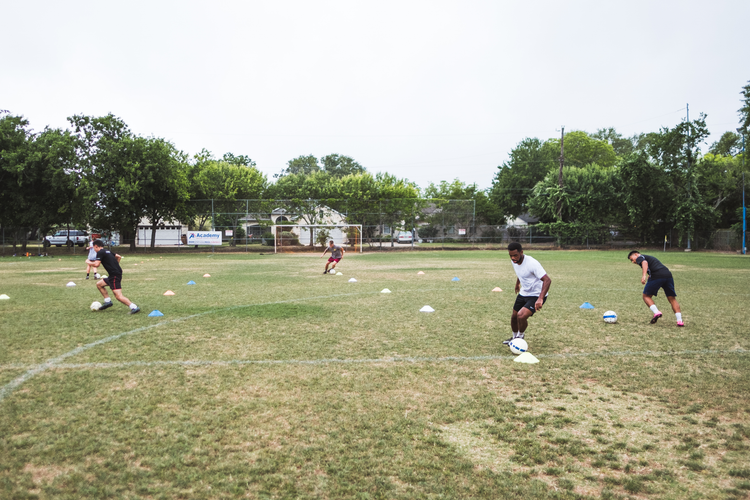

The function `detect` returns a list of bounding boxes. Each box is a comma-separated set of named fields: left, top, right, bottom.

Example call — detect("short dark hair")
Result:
left=627, top=250, right=640, bottom=259
left=329, top=240, right=335, bottom=245
left=507, top=242, right=523, bottom=252
left=92, top=239, right=105, bottom=247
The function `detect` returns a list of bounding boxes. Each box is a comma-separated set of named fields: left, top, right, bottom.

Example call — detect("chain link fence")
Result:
left=1, top=199, right=746, bottom=254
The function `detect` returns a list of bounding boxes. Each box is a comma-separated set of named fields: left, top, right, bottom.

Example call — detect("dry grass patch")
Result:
left=22, top=462, right=75, bottom=485
left=441, top=382, right=750, bottom=499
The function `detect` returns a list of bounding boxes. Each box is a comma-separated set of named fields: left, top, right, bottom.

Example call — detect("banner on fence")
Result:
left=187, top=231, right=222, bottom=245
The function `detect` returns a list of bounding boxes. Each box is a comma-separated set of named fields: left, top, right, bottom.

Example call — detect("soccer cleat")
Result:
left=503, top=332, right=524, bottom=345
left=650, top=312, right=662, bottom=324
left=129, top=306, right=141, bottom=315
left=99, top=301, right=113, bottom=311
left=677, top=321, right=685, bottom=327
left=85, top=275, right=89, bottom=280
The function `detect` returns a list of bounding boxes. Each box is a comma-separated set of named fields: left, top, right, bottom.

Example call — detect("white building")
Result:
left=136, top=217, right=189, bottom=247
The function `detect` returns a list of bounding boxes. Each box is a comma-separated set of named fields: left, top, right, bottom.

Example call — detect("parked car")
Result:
left=397, top=232, right=417, bottom=244
left=45, top=229, right=89, bottom=247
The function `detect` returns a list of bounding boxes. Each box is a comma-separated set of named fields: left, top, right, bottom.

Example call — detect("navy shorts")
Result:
left=513, top=294, right=547, bottom=314
left=643, top=277, right=676, bottom=297
left=103, top=274, right=123, bottom=290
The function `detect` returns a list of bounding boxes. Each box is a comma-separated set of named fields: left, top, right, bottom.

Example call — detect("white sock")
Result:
left=129, top=303, right=138, bottom=310
left=649, top=305, right=659, bottom=314
left=675, top=312, right=682, bottom=322
left=104, top=298, right=112, bottom=303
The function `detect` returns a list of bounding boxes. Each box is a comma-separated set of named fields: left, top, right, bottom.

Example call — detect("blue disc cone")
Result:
left=148, top=310, right=164, bottom=317
left=187, top=280, right=196, bottom=285
left=579, top=302, right=595, bottom=309
left=451, top=277, right=460, bottom=281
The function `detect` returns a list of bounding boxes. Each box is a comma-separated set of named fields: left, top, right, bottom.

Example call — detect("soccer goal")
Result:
left=271, top=224, right=363, bottom=254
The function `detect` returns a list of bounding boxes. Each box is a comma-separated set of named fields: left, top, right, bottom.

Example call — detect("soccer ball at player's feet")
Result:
left=509, top=338, right=528, bottom=355
left=603, top=311, right=617, bottom=324
left=329, top=269, right=336, bottom=274
left=90, top=301, right=102, bottom=311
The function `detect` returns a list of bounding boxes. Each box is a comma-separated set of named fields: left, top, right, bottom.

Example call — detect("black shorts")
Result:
left=643, top=277, right=676, bottom=297
left=103, top=274, right=122, bottom=290
left=513, top=294, right=547, bottom=314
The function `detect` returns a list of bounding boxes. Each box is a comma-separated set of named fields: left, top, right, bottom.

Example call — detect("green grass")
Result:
left=1, top=250, right=749, bottom=499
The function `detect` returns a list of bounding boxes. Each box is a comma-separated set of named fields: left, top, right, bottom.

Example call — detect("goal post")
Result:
left=272, top=224, right=363, bottom=254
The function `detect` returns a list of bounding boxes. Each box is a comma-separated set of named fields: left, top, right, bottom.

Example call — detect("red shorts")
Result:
left=328, top=258, right=341, bottom=263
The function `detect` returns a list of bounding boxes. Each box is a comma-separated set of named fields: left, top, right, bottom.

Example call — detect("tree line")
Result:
left=490, top=82, right=749, bottom=246
left=1, top=81, right=748, bottom=250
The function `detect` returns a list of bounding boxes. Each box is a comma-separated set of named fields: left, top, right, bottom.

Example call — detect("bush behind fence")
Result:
left=1, top=198, right=745, bottom=254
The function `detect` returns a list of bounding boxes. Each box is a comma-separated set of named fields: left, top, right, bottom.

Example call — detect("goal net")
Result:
left=271, top=224, right=363, bottom=254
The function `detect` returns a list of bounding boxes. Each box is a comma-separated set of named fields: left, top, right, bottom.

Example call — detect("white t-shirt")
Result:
left=512, top=254, right=548, bottom=297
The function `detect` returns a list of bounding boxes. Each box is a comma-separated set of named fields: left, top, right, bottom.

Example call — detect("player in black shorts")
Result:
left=628, top=251, right=683, bottom=326
left=92, top=240, right=140, bottom=314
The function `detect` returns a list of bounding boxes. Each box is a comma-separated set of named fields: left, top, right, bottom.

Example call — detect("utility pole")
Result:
left=556, top=126, right=565, bottom=221
left=742, top=128, right=746, bottom=255
left=686, top=104, right=692, bottom=251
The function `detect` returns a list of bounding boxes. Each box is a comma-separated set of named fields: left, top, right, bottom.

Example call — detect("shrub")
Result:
left=279, top=231, right=300, bottom=246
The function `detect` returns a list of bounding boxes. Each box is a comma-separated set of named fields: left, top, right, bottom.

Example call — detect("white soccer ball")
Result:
left=509, top=338, right=528, bottom=355
left=603, top=311, right=618, bottom=324
left=90, top=301, right=102, bottom=311
left=329, top=269, right=336, bottom=274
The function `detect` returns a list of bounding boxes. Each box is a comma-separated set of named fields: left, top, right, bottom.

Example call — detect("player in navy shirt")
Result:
left=628, top=251, right=683, bottom=326
left=92, top=240, right=140, bottom=314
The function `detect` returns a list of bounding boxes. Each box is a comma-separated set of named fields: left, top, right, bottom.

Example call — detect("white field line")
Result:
left=2, top=285, right=747, bottom=403
left=1, top=349, right=746, bottom=372
left=0, top=290, right=386, bottom=403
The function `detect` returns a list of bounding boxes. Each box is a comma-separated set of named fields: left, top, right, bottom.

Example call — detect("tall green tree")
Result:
left=646, top=113, right=717, bottom=245
left=374, top=173, right=421, bottom=247
left=547, top=130, right=618, bottom=168
left=321, top=154, right=365, bottom=178
left=330, top=173, right=380, bottom=241
left=709, top=131, right=742, bottom=156
left=695, top=152, right=748, bottom=226
left=739, top=80, right=750, bottom=136
left=490, top=138, right=555, bottom=218
left=0, top=114, right=33, bottom=244
left=135, top=137, right=191, bottom=248
left=619, top=153, right=674, bottom=243
left=423, top=179, right=498, bottom=237
left=589, top=128, right=640, bottom=157
left=279, top=155, right=320, bottom=177
left=527, top=164, right=623, bottom=224
left=26, top=127, right=85, bottom=237
left=269, top=171, right=335, bottom=245
left=221, top=152, right=255, bottom=167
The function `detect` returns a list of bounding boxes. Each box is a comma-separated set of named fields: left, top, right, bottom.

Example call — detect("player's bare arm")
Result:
left=116, top=254, right=122, bottom=263
left=535, top=275, right=551, bottom=311
left=640, top=261, right=648, bottom=285
left=515, top=278, right=521, bottom=294
left=320, top=247, right=329, bottom=258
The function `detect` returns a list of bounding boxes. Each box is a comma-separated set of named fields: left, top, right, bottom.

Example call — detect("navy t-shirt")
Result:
left=635, top=254, right=672, bottom=280
left=96, top=249, right=122, bottom=276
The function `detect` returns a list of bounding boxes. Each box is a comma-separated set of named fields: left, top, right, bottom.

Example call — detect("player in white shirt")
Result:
left=503, top=242, right=552, bottom=346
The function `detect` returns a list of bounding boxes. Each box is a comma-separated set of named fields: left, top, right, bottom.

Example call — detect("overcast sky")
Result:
left=3, top=0, right=749, bottom=190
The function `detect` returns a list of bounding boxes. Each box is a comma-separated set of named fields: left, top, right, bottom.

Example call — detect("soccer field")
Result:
left=1, top=250, right=749, bottom=499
